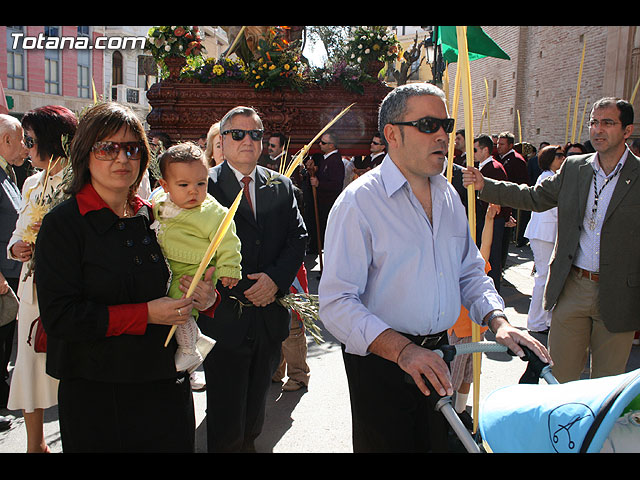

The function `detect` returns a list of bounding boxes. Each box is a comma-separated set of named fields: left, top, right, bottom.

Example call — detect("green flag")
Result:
left=437, top=26, right=510, bottom=63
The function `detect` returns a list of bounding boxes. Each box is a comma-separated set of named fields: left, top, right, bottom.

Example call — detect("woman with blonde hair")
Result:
left=204, top=121, right=224, bottom=167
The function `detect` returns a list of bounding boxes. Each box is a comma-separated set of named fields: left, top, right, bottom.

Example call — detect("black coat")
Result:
left=205, top=162, right=307, bottom=348
left=34, top=189, right=181, bottom=383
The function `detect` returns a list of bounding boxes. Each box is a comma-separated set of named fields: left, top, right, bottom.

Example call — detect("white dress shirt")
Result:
left=319, top=154, right=505, bottom=356
left=227, top=162, right=257, bottom=218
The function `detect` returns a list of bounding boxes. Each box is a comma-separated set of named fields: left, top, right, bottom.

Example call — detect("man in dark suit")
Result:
left=307, top=131, right=344, bottom=247
left=203, top=106, right=307, bottom=452
left=464, top=97, right=639, bottom=383
left=353, top=132, right=386, bottom=178
left=0, top=114, right=28, bottom=430
left=473, top=134, right=509, bottom=293
left=495, top=131, right=529, bottom=267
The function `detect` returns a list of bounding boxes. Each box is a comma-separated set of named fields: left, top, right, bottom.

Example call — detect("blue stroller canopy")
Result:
left=479, top=368, right=640, bottom=453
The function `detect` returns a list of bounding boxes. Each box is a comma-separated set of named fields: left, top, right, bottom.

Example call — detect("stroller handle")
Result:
left=436, top=341, right=557, bottom=385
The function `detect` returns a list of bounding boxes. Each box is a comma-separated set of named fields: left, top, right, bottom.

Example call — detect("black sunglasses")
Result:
left=91, top=141, right=143, bottom=161
left=222, top=129, right=264, bottom=141
left=391, top=116, right=455, bottom=135
left=24, top=134, right=36, bottom=149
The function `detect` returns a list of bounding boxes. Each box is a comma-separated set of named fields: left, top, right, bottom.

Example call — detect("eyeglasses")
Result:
left=91, top=141, right=143, bottom=161
left=588, top=119, right=621, bottom=128
left=24, top=135, right=36, bottom=149
left=371, top=140, right=383, bottom=145
left=391, top=116, right=455, bottom=135
left=221, top=129, right=264, bottom=141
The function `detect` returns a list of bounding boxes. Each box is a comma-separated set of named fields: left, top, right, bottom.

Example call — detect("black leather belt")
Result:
left=402, top=331, right=447, bottom=350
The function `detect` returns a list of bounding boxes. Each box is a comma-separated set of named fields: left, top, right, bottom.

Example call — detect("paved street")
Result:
left=2, top=242, right=639, bottom=453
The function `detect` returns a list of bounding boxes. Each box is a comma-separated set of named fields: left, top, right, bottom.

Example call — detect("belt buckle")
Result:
left=420, top=332, right=442, bottom=348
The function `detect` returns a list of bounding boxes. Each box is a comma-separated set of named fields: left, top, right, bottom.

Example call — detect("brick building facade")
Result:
left=446, top=26, right=640, bottom=148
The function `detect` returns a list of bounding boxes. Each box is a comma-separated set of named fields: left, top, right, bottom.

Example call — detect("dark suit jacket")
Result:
left=316, top=151, right=344, bottom=206
left=0, top=168, right=22, bottom=280
left=499, top=150, right=529, bottom=185
left=480, top=151, right=640, bottom=332
left=205, top=161, right=308, bottom=347
left=480, top=158, right=511, bottom=219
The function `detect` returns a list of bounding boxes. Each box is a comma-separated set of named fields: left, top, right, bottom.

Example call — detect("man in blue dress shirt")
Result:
left=318, top=83, right=550, bottom=452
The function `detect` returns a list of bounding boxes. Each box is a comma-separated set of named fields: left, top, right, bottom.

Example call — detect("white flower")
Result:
left=365, top=48, right=370, bottom=54
left=358, top=44, right=363, bottom=50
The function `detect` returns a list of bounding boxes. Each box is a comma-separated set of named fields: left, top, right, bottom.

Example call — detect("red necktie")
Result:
left=241, top=176, right=254, bottom=213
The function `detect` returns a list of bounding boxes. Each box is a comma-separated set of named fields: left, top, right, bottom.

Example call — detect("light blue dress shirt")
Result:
left=318, top=155, right=505, bottom=356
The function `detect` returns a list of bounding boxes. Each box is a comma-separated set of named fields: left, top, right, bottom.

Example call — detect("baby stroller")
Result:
left=427, top=342, right=640, bottom=453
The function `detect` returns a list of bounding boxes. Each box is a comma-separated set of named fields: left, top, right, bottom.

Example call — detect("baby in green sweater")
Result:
left=152, top=142, right=242, bottom=373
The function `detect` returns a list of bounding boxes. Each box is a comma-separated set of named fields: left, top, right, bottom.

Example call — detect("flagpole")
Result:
left=565, top=96, right=572, bottom=144
left=456, top=26, right=480, bottom=434
left=571, top=40, right=586, bottom=144
left=446, top=65, right=461, bottom=183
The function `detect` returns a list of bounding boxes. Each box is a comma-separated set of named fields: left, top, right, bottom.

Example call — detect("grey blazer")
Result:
left=479, top=151, right=640, bottom=333
left=0, top=168, right=21, bottom=280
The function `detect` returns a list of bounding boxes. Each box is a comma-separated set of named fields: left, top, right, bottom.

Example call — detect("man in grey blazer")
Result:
left=463, top=97, right=638, bottom=383
left=0, top=114, right=27, bottom=428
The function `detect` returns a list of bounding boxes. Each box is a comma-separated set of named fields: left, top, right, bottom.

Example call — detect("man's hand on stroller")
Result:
left=397, top=342, right=454, bottom=398
left=369, top=329, right=454, bottom=398
left=489, top=314, right=553, bottom=366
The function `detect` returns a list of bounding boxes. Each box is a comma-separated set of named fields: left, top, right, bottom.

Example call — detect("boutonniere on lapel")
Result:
left=264, top=170, right=282, bottom=187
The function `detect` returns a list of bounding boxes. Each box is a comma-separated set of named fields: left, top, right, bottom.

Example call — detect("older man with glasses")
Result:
left=319, top=83, right=550, bottom=452
left=464, top=97, right=639, bottom=384
left=203, top=106, right=307, bottom=453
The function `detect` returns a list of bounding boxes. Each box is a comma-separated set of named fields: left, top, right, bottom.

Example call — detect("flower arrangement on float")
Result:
left=145, top=26, right=399, bottom=92
left=345, top=26, right=400, bottom=65
left=145, top=26, right=206, bottom=78
left=244, top=27, right=308, bottom=92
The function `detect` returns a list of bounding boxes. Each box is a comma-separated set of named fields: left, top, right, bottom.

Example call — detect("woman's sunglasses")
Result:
left=91, top=141, right=143, bottom=161
left=391, top=116, right=455, bottom=135
left=222, top=129, right=264, bottom=141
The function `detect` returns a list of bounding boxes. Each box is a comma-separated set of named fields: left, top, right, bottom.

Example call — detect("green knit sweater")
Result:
left=152, top=192, right=242, bottom=303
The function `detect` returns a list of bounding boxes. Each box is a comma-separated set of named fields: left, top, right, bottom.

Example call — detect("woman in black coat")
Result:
left=34, top=102, right=218, bottom=452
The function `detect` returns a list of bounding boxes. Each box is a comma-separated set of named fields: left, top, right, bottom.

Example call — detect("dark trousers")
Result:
left=0, top=277, right=18, bottom=407
left=341, top=334, right=450, bottom=453
left=57, top=373, right=195, bottom=452
left=202, top=324, right=281, bottom=453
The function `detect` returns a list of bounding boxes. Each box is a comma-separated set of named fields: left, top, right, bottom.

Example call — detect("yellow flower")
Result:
left=29, top=203, right=49, bottom=223
left=269, top=64, right=275, bottom=70
left=22, top=228, right=37, bottom=245
left=284, top=64, right=290, bottom=70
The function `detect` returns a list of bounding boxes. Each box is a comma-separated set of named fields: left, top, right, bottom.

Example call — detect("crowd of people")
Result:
left=0, top=81, right=638, bottom=453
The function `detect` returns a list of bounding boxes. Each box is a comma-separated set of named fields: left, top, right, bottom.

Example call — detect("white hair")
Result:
left=0, top=114, right=22, bottom=136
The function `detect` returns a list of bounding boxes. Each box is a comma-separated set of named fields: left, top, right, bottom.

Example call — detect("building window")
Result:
left=138, top=55, right=158, bottom=91
left=44, top=26, right=60, bottom=95
left=112, top=51, right=123, bottom=85
left=77, top=26, right=91, bottom=98
left=6, top=26, right=25, bottom=91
